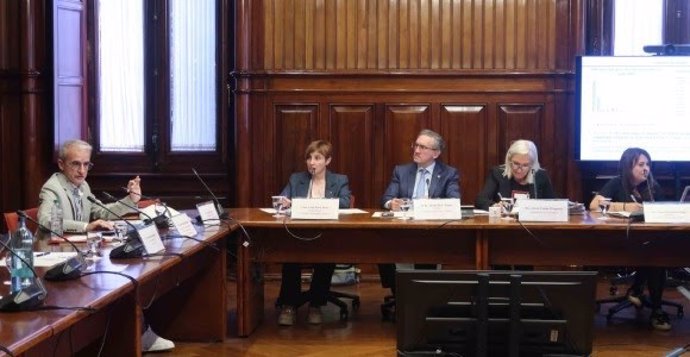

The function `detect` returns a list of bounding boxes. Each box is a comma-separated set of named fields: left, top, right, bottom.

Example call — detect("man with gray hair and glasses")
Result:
left=36, top=139, right=175, bottom=352
left=37, top=139, right=141, bottom=233
left=378, top=129, right=461, bottom=319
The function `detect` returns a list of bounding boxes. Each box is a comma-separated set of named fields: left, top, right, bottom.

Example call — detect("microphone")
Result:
left=531, top=169, right=538, bottom=199
left=646, top=170, right=655, bottom=202
left=120, top=187, right=172, bottom=228
left=192, top=168, right=228, bottom=219
left=104, top=191, right=169, bottom=229
left=19, top=210, right=87, bottom=281
left=86, top=196, right=145, bottom=259
left=0, top=233, right=47, bottom=311
left=665, top=345, right=690, bottom=357
left=425, top=177, right=431, bottom=198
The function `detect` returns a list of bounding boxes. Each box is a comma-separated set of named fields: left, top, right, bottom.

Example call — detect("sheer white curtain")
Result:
left=170, top=0, right=217, bottom=151
left=98, top=0, right=145, bottom=152
left=613, top=0, right=663, bottom=56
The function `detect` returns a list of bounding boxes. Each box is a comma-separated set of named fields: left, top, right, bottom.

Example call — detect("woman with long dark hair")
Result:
left=589, top=147, right=671, bottom=331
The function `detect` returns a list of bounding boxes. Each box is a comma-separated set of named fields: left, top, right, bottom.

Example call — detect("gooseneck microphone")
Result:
left=118, top=188, right=172, bottom=229
left=0, top=233, right=47, bottom=311
left=192, top=168, right=228, bottom=219
left=102, top=191, right=170, bottom=230
left=86, top=196, right=145, bottom=259
left=18, top=210, right=87, bottom=281
left=531, top=169, right=538, bottom=199
left=647, top=170, right=655, bottom=202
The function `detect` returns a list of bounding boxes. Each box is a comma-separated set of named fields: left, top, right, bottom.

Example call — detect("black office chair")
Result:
left=379, top=263, right=437, bottom=322
left=274, top=196, right=361, bottom=321
left=274, top=266, right=360, bottom=321
left=596, top=269, right=684, bottom=321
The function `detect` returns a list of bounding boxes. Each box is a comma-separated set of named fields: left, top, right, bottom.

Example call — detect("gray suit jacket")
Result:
left=381, top=161, right=461, bottom=207
left=279, top=171, right=352, bottom=209
left=37, top=172, right=137, bottom=236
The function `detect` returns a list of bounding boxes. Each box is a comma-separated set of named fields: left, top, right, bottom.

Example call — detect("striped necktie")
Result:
left=72, top=188, right=83, bottom=221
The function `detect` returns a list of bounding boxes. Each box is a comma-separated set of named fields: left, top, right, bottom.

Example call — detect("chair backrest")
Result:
left=4, top=207, right=39, bottom=234
left=137, top=199, right=158, bottom=208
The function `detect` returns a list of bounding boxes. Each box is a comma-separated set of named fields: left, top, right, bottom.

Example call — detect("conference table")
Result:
left=0, top=220, right=229, bottom=357
left=230, top=208, right=690, bottom=336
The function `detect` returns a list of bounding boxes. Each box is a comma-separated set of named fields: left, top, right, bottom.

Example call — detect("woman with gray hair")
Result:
left=475, top=139, right=555, bottom=210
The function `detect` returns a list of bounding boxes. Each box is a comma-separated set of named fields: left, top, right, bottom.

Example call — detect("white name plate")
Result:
left=196, top=200, right=220, bottom=225
left=413, top=198, right=462, bottom=220
left=518, top=199, right=569, bottom=222
left=643, top=202, right=690, bottom=223
left=138, top=224, right=165, bottom=254
left=171, top=213, right=198, bottom=237
left=291, top=198, right=339, bottom=220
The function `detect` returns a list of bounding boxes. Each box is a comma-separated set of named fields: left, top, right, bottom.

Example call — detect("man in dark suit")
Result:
left=379, top=129, right=461, bottom=313
left=381, top=129, right=460, bottom=208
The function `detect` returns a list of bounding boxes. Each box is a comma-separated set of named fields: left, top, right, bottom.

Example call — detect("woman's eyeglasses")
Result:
left=510, top=161, right=531, bottom=170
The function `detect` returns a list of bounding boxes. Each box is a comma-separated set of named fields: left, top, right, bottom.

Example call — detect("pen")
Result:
left=35, top=252, right=50, bottom=257
left=630, top=194, right=639, bottom=203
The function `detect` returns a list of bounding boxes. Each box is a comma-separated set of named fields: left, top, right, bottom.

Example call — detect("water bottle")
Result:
left=50, top=199, right=64, bottom=238
left=8, top=215, right=35, bottom=293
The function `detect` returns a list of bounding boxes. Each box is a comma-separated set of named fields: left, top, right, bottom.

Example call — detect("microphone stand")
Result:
left=86, top=196, right=145, bottom=259
left=0, top=233, right=47, bottom=311
left=192, top=168, right=229, bottom=219
left=531, top=169, right=538, bottom=199
left=104, top=191, right=169, bottom=229
left=19, top=211, right=87, bottom=281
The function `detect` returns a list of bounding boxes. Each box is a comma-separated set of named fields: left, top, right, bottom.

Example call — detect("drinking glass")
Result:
left=4, top=252, right=30, bottom=288
left=272, top=195, right=286, bottom=218
left=500, top=198, right=514, bottom=216
left=400, top=198, right=412, bottom=220
left=86, top=232, right=103, bottom=256
left=114, top=222, right=128, bottom=241
left=598, top=197, right=612, bottom=219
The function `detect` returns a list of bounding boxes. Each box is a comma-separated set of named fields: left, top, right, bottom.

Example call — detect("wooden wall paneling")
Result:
left=439, top=104, right=488, bottom=206
left=284, top=0, right=295, bottom=69
left=328, top=104, right=375, bottom=207
left=472, top=0, right=484, bottom=68
left=365, top=0, right=377, bottom=69
left=274, top=104, right=318, bottom=193
left=504, top=0, right=515, bottom=68
left=483, top=0, right=495, bottom=69
left=665, top=0, right=690, bottom=44
left=262, top=0, right=561, bottom=71
left=294, top=0, right=306, bottom=70
left=250, top=89, right=268, bottom=207
left=335, top=0, right=346, bottom=70
left=345, top=0, right=356, bottom=69
left=497, top=103, right=545, bottom=158
left=20, top=0, right=50, bottom=207
left=382, top=104, right=431, bottom=188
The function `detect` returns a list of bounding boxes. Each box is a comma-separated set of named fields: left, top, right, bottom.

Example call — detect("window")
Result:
left=94, top=0, right=220, bottom=157
left=97, top=0, right=145, bottom=152
left=613, top=0, right=664, bottom=56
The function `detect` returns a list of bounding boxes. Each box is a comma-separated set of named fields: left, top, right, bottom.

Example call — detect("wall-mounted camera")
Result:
left=643, top=44, right=690, bottom=56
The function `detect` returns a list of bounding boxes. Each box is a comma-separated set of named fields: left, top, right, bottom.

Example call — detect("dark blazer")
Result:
left=279, top=170, right=352, bottom=209
left=381, top=161, right=461, bottom=207
left=475, top=165, right=556, bottom=210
